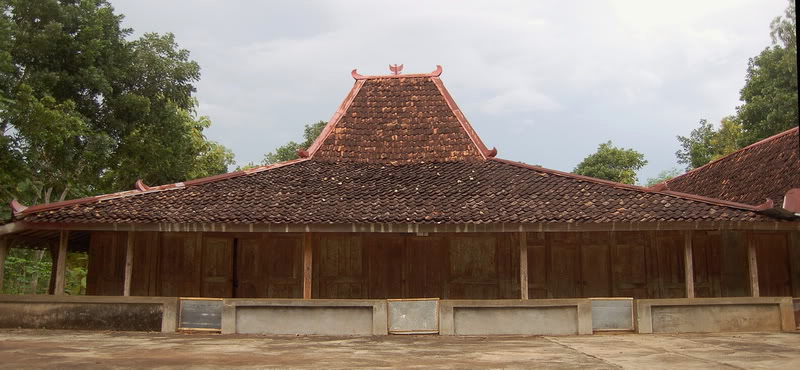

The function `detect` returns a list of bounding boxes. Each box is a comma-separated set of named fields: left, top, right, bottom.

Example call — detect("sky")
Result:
left=110, top=0, right=789, bottom=183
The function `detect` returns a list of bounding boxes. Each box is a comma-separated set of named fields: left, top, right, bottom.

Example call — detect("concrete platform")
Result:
left=0, top=329, right=798, bottom=368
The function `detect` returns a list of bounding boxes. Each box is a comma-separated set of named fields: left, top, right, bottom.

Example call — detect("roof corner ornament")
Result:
left=351, top=69, right=365, bottom=80
left=297, top=148, right=310, bottom=158
left=486, top=147, right=498, bottom=157
left=430, top=65, right=443, bottom=76
left=389, top=64, right=404, bottom=75
left=754, top=199, right=775, bottom=211
left=10, top=199, right=27, bottom=214
left=135, top=179, right=150, bottom=191
left=783, top=188, right=800, bottom=213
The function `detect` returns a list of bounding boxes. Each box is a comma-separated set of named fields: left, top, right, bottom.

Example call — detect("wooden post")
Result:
left=0, top=238, right=9, bottom=292
left=748, top=234, right=760, bottom=297
left=303, top=232, right=313, bottom=299
left=54, top=230, right=69, bottom=295
left=683, top=231, right=695, bottom=298
left=519, top=232, right=529, bottom=299
left=123, top=231, right=134, bottom=296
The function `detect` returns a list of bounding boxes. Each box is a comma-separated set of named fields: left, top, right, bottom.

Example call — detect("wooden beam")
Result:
left=0, top=238, right=9, bottom=292
left=53, top=230, right=69, bottom=295
left=748, top=234, right=760, bottom=297
left=303, top=233, right=313, bottom=299
left=519, top=232, right=529, bottom=299
left=683, top=231, right=695, bottom=298
left=123, top=231, right=134, bottom=296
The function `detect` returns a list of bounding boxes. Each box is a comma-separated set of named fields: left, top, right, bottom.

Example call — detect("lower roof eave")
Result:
left=2, top=219, right=800, bottom=236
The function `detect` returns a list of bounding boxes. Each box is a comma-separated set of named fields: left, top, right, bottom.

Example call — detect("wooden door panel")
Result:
left=235, top=237, right=264, bottom=298
left=316, top=234, right=366, bottom=299
left=611, top=233, right=648, bottom=298
left=88, top=232, right=125, bottom=296
left=692, top=232, right=722, bottom=298
left=159, top=233, right=200, bottom=297
left=448, top=235, right=498, bottom=299
left=754, top=233, right=792, bottom=297
left=581, top=244, right=611, bottom=297
left=407, top=237, right=446, bottom=298
left=548, top=233, right=580, bottom=298
left=201, top=236, right=233, bottom=298
left=527, top=244, right=548, bottom=298
left=367, top=236, right=405, bottom=299
left=653, top=233, right=686, bottom=298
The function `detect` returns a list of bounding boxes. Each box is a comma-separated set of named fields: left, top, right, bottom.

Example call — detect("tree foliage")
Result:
left=737, top=0, right=797, bottom=145
left=645, top=167, right=682, bottom=187
left=573, top=141, right=648, bottom=185
left=263, top=120, right=326, bottom=165
left=0, top=0, right=233, bottom=221
left=676, top=116, right=743, bottom=170
left=676, top=0, right=796, bottom=167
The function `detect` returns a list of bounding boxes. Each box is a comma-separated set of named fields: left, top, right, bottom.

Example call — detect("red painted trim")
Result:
left=649, top=182, right=669, bottom=191
left=431, top=76, right=492, bottom=159
left=351, top=65, right=443, bottom=80
left=135, top=179, right=149, bottom=191
left=306, top=79, right=366, bottom=157
left=18, top=158, right=310, bottom=217
left=10, top=199, right=27, bottom=215
left=666, top=126, right=799, bottom=186
left=754, top=199, right=775, bottom=211
left=490, top=157, right=762, bottom=212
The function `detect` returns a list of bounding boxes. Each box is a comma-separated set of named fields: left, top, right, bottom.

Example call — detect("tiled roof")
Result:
left=23, top=159, right=771, bottom=224
left=11, top=66, right=787, bottom=226
left=665, top=127, right=799, bottom=206
left=307, top=67, right=493, bottom=163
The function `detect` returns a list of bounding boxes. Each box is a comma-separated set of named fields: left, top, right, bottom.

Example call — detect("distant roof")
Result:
left=665, top=127, right=799, bottom=206
left=9, top=66, right=787, bottom=227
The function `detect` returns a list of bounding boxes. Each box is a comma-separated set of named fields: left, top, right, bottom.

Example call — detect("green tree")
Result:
left=645, top=167, right=682, bottom=187
left=0, top=0, right=233, bottom=221
left=573, top=141, right=648, bottom=185
left=737, top=0, right=797, bottom=145
left=263, top=120, right=326, bottom=165
left=676, top=116, right=743, bottom=170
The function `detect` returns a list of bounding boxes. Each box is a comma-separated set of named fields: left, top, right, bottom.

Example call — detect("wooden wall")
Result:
left=85, top=230, right=797, bottom=299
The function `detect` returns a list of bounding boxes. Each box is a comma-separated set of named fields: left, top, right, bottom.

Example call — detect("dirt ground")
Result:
left=0, top=329, right=798, bottom=369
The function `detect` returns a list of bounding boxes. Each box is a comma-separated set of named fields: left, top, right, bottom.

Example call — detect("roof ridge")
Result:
left=490, top=157, right=761, bottom=212
left=305, top=79, right=366, bottom=158
left=351, top=65, right=443, bottom=80
left=430, top=76, right=494, bottom=158
left=15, top=158, right=310, bottom=217
left=665, top=126, right=799, bottom=185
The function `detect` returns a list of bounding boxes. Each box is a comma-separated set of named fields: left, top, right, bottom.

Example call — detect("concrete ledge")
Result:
left=221, top=299, right=388, bottom=335
left=636, top=297, right=796, bottom=333
left=793, top=298, right=799, bottom=330
left=439, top=299, right=593, bottom=336
left=0, top=295, right=179, bottom=333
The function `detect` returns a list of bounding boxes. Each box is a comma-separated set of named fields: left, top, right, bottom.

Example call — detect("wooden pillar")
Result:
left=0, top=238, right=9, bottom=292
left=53, top=230, right=69, bottom=295
left=748, top=234, right=760, bottom=297
left=303, top=232, right=313, bottom=299
left=683, top=231, right=695, bottom=298
left=123, top=231, right=134, bottom=296
left=519, top=232, right=529, bottom=299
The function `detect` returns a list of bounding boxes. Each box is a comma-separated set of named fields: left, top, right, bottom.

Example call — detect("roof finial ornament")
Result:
left=389, top=64, right=403, bottom=75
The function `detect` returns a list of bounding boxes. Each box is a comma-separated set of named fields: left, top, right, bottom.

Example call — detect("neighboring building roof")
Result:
left=9, top=66, right=787, bottom=226
left=665, top=127, right=799, bottom=206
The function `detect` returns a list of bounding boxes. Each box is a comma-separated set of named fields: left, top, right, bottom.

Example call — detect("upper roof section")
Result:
left=305, top=65, right=495, bottom=164
left=664, top=127, right=799, bottom=206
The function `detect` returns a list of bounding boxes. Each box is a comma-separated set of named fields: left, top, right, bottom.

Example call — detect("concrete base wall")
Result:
left=439, top=299, right=593, bottom=336
left=0, top=295, right=178, bottom=332
left=636, top=297, right=796, bottom=333
left=222, top=299, right=388, bottom=335
left=793, top=298, right=799, bottom=330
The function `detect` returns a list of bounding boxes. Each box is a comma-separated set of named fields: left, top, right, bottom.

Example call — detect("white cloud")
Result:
left=481, top=88, right=561, bottom=114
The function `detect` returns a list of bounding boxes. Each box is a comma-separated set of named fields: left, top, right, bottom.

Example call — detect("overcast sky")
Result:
left=111, top=0, right=788, bottom=183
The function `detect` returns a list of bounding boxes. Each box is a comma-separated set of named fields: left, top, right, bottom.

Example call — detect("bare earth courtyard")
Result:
left=0, top=330, right=798, bottom=369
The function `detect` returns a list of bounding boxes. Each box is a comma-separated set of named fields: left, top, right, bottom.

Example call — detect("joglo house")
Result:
left=1, top=66, right=798, bottom=336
